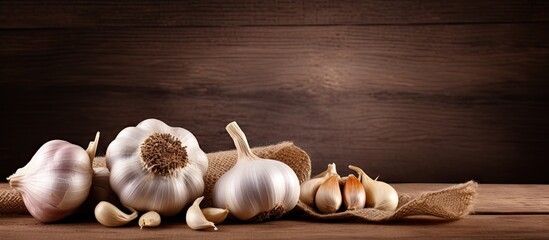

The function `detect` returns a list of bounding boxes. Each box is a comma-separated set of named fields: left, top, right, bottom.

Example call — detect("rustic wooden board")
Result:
left=0, top=215, right=548, bottom=240
left=2, top=24, right=548, bottom=183
left=1, top=184, right=548, bottom=239
left=393, top=184, right=549, bottom=213
left=1, top=0, right=548, bottom=28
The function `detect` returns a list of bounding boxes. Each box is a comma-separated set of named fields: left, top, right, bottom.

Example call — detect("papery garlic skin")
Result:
left=213, top=122, right=300, bottom=221
left=8, top=137, right=96, bottom=223
left=349, top=165, right=398, bottom=211
left=107, top=118, right=208, bottom=216
left=299, top=163, right=338, bottom=206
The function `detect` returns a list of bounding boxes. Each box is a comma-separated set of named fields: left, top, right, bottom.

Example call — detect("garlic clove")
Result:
left=202, top=207, right=229, bottom=224
left=186, top=196, right=218, bottom=231
left=315, top=175, right=342, bottom=214
left=343, top=174, right=366, bottom=211
left=139, top=211, right=161, bottom=229
left=348, top=165, right=399, bottom=211
left=300, top=163, right=339, bottom=206
left=94, top=201, right=138, bottom=227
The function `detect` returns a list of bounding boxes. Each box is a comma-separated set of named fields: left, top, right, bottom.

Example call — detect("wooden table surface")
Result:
left=1, top=183, right=548, bottom=239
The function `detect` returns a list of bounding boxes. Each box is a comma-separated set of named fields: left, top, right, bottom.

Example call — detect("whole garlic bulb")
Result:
left=7, top=132, right=99, bottom=223
left=213, top=122, right=300, bottom=221
left=106, top=118, right=208, bottom=216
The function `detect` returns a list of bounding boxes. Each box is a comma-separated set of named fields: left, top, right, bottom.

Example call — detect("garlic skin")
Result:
left=213, top=122, right=300, bottom=221
left=95, top=201, right=137, bottom=227
left=139, top=211, right=161, bottom=229
left=186, top=196, right=218, bottom=231
left=315, top=175, right=342, bottom=214
left=299, top=163, right=337, bottom=206
left=343, top=174, right=366, bottom=210
left=349, top=165, right=399, bottom=211
left=106, top=118, right=208, bottom=216
left=7, top=132, right=99, bottom=223
left=202, top=207, right=229, bottom=224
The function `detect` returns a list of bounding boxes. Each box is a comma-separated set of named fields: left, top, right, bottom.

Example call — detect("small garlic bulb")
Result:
left=342, top=174, right=366, bottom=210
left=106, top=118, right=208, bottom=216
left=314, top=175, right=342, bottom=214
left=7, top=132, right=99, bottom=223
left=349, top=165, right=399, bottom=211
left=299, top=163, right=338, bottom=206
left=213, top=122, right=300, bottom=222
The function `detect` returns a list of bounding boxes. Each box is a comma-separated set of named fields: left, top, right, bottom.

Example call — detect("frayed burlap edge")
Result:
left=296, top=180, right=478, bottom=222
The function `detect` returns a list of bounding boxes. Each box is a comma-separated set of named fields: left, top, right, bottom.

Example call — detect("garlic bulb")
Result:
left=342, top=174, right=366, bottom=210
left=106, top=118, right=208, bottom=216
left=299, top=163, right=338, bottom=206
left=349, top=165, right=399, bottom=211
left=213, top=122, right=300, bottom=221
left=95, top=201, right=137, bottom=227
left=186, top=196, right=218, bottom=231
left=315, top=175, right=342, bottom=214
left=7, top=132, right=99, bottom=223
left=202, top=207, right=229, bottom=224
left=139, top=211, right=161, bottom=229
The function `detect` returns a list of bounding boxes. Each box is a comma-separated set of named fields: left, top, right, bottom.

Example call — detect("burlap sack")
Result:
left=295, top=181, right=477, bottom=222
left=0, top=142, right=477, bottom=222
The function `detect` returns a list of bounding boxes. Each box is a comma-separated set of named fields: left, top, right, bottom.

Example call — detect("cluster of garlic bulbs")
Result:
left=300, top=163, right=399, bottom=213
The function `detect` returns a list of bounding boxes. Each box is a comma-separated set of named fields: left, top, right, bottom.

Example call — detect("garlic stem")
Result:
left=225, top=122, right=258, bottom=161
left=86, top=132, right=100, bottom=163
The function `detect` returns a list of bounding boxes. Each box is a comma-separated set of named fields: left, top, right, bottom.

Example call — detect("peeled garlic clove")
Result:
left=349, top=165, right=399, bottom=211
left=186, top=196, right=218, bottom=231
left=139, top=211, right=161, bottom=229
left=300, top=163, right=338, bottom=206
left=202, top=207, right=229, bottom=224
left=315, top=175, right=342, bottom=214
left=343, top=174, right=366, bottom=210
left=95, top=201, right=137, bottom=227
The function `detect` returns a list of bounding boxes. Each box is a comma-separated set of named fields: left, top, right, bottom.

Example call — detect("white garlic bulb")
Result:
left=213, top=122, right=300, bottom=222
left=106, top=118, right=208, bottom=216
left=349, top=165, right=399, bottom=211
left=7, top=132, right=99, bottom=223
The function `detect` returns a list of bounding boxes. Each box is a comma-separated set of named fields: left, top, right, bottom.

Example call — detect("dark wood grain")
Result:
left=2, top=24, right=548, bottom=183
left=1, top=215, right=548, bottom=240
left=0, top=0, right=548, bottom=29
left=1, top=184, right=548, bottom=239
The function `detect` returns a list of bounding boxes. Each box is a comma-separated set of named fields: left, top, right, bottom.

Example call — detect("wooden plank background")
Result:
left=1, top=1, right=548, bottom=183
